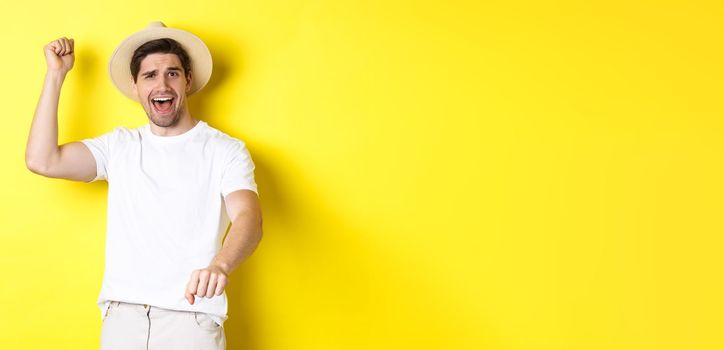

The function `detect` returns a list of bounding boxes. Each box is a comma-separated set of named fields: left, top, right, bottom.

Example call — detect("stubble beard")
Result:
left=146, top=104, right=185, bottom=128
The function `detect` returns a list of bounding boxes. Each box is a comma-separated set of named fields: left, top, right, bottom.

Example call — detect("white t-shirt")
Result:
left=81, top=120, right=258, bottom=327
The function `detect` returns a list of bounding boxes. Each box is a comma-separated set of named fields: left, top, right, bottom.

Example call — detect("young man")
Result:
left=25, top=22, right=263, bottom=350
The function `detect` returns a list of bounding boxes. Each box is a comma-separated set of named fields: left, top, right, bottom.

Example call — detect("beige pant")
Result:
left=100, top=301, right=226, bottom=350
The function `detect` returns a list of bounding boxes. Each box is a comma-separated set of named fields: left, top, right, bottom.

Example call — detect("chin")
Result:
left=149, top=113, right=181, bottom=128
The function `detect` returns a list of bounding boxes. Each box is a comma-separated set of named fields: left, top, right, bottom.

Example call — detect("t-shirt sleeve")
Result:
left=221, top=140, right=259, bottom=197
left=80, top=129, right=116, bottom=182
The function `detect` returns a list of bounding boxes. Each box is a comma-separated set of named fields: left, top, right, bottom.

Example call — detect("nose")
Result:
left=159, top=75, right=172, bottom=89
left=151, top=74, right=171, bottom=92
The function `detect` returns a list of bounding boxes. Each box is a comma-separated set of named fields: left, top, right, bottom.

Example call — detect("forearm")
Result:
left=26, top=70, right=66, bottom=171
left=211, top=212, right=263, bottom=275
left=185, top=191, right=262, bottom=304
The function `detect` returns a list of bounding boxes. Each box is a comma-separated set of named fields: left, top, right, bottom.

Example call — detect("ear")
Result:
left=186, top=71, right=193, bottom=92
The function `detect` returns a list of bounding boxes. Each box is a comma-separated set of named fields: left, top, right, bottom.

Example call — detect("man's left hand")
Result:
left=185, top=264, right=229, bottom=305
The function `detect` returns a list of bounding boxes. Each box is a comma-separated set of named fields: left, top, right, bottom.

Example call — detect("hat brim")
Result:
left=109, top=25, right=212, bottom=101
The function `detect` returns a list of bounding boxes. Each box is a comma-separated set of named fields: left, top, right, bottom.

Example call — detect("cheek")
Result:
left=140, top=87, right=152, bottom=99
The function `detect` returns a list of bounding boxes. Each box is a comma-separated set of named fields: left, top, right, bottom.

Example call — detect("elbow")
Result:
left=25, top=155, right=50, bottom=176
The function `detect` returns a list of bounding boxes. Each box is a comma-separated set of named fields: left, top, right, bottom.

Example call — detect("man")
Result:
left=25, top=22, right=263, bottom=350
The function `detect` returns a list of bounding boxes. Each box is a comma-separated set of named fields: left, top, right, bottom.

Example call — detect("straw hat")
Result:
left=108, top=21, right=212, bottom=101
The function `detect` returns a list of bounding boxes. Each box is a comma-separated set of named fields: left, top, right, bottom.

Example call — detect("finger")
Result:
left=205, top=274, right=217, bottom=298
left=62, top=37, right=72, bottom=55
left=63, top=37, right=73, bottom=55
left=186, top=270, right=200, bottom=297
left=196, top=270, right=210, bottom=297
left=214, top=275, right=227, bottom=296
left=48, top=40, right=61, bottom=55
left=69, top=38, right=75, bottom=54
left=185, top=291, right=195, bottom=305
left=59, top=37, right=68, bottom=55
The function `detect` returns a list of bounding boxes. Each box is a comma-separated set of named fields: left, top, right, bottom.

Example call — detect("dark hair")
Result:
left=130, top=38, right=192, bottom=82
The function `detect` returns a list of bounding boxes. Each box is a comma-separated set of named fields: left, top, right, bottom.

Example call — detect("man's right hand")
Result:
left=44, top=37, right=75, bottom=74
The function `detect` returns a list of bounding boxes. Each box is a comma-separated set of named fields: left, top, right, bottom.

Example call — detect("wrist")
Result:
left=45, top=69, right=68, bottom=81
left=211, top=259, right=231, bottom=275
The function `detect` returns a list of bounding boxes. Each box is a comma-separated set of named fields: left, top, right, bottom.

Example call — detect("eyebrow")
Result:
left=141, top=66, right=183, bottom=77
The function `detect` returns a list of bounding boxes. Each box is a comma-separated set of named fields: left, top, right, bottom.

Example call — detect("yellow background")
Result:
left=1, top=0, right=722, bottom=349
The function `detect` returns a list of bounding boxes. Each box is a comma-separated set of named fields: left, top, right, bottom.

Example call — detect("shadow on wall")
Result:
left=222, top=150, right=282, bottom=350
left=218, top=143, right=378, bottom=350
left=186, top=29, right=242, bottom=126
left=190, top=35, right=378, bottom=349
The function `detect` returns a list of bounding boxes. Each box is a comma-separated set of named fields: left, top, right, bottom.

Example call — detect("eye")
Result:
left=169, top=71, right=178, bottom=77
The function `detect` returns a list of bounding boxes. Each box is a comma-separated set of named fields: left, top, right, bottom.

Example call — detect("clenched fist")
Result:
left=185, top=264, right=229, bottom=305
left=44, top=37, right=74, bottom=74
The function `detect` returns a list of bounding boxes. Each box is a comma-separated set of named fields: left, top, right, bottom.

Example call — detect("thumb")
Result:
left=185, top=291, right=195, bottom=305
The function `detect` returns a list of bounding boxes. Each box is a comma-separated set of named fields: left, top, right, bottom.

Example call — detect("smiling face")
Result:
left=132, top=53, right=193, bottom=128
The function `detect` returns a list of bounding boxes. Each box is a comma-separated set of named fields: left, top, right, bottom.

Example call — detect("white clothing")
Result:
left=81, top=120, right=258, bottom=327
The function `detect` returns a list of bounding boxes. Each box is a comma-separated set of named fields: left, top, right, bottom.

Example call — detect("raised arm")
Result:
left=25, top=37, right=97, bottom=182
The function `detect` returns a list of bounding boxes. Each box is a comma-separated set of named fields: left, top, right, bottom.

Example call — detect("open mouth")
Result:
left=151, top=96, right=175, bottom=114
